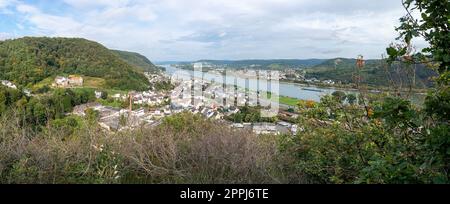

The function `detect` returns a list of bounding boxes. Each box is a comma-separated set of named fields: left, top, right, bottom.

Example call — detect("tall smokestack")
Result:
left=129, top=92, right=133, bottom=113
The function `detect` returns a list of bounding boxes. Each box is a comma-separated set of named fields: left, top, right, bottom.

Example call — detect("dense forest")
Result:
left=0, top=37, right=150, bottom=91
left=111, top=50, right=160, bottom=73
left=305, top=58, right=437, bottom=88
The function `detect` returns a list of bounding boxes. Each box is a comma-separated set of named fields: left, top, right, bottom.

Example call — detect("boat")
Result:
left=301, top=88, right=324, bottom=92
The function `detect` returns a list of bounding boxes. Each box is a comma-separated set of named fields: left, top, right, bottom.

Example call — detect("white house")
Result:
left=1, top=80, right=17, bottom=89
left=54, top=76, right=69, bottom=87
left=54, top=76, right=83, bottom=87
left=95, top=91, right=103, bottom=99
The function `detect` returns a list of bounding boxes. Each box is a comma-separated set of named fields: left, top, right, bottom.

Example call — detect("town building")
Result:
left=69, top=75, right=83, bottom=86
left=53, top=75, right=84, bottom=87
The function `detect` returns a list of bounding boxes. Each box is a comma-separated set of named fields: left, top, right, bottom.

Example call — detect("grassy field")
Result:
left=267, top=92, right=301, bottom=107
left=97, top=98, right=124, bottom=108
left=83, top=76, right=106, bottom=88
left=278, top=96, right=300, bottom=106
left=31, top=77, right=54, bottom=90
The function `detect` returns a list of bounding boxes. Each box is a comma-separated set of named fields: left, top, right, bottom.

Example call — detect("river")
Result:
left=161, top=65, right=355, bottom=102
left=161, top=65, right=426, bottom=105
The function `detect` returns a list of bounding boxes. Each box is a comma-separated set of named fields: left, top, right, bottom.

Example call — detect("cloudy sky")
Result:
left=0, top=0, right=420, bottom=61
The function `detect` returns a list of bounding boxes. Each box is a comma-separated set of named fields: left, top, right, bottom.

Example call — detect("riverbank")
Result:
left=281, top=79, right=429, bottom=94
left=163, top=65, right=428, bottom=106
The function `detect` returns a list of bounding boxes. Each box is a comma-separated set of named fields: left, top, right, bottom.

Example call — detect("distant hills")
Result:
left=112, top=50, right=160, bottom=73
left=306, top=58, right=437, bottom=88
left=165, top=58, right=436, bottom=88
left=0, top=37, right=155, bottom=91
left=196, top=59, right=327, bottom=69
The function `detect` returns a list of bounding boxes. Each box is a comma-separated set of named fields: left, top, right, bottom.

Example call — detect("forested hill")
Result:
left=305, top=58, right=437, bottom=88
left=0, top=37, right=150, bottom=91
left=197, top=59, right=327, bottom=69
left=111, top=50, right=160, bottom=73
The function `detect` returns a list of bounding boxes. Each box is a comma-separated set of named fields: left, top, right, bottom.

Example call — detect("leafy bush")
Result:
left=283, top=94, right=448, bottom=184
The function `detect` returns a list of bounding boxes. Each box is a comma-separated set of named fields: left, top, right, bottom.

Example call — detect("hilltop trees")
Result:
left=112, top=50, right=161, bottom=73
left=0, top=37, right=150, bottom=91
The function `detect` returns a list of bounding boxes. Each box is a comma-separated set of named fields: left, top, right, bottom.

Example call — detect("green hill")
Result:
left=112, top=50, right=160, bottom=73
left=0, top=37, right=150, bottom=91
left=305, top=58, right=437, bottom=88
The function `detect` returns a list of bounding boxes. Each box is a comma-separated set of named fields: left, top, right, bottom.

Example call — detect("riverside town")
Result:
left=0, top=0, right=448, bottom=201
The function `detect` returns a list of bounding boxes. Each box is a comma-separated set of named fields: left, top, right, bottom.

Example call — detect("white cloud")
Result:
left=1, top=0, right=411, bottom=60
left=0, top=0, right=14, bottom=8
left=62, top=0, right=131, bottom=9
left=0, top=32, right=15, bottom=40
left=0, top=0, right=16, bottom=13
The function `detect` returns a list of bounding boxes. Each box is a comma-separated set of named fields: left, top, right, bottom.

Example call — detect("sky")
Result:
left=0, top=0, right=425, bottom=61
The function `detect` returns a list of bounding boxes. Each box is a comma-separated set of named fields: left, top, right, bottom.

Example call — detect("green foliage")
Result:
left=112, top=50, right=161, bottom=73
left=227, top=106, right=278, bottom=123
left=0, top=37, right=150, bottom=91
left=153, top=81, right=175, bottom=91
left=305, top=58, right=436, bottom=88
left=285, top=7, right=450, bottom=181
left=0, top=87, right=96, bottom=128
left=97, top=98, right=124, bottom=109
left=424, top=86, right=450, bottom=121
left=0, top=86, right=23, bottom=114
left=163, top=112, right=204, bottom=132
left=373, top=97, right=419, bottom=129
left=85, top=108, right=100, bottom=123
left=284, top=95, right=448, bottom=183
left=395, top=0, right=449, bottom=74
left=347, top=94, right=357, bottom=105
left=49, top=115, right=82, bottom=136
left=332, top=91, right=347, bottom=103
left=381, top=0, right=450, bottom=183
left=34, top=85, right=51, bottom=94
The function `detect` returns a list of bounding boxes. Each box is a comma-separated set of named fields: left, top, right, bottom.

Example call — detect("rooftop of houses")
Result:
left=53, top=76, right=84, bottom=87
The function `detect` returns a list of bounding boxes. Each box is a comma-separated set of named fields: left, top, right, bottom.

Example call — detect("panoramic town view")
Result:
left=0, top=0, right=448, bottom=187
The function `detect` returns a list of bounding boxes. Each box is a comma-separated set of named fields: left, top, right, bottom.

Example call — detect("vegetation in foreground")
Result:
left=0, top=89, right=447, bottom=184
left=0, top=112, right=303, bottom=184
